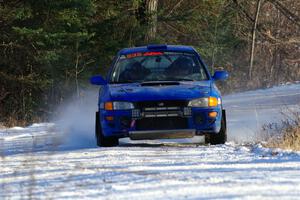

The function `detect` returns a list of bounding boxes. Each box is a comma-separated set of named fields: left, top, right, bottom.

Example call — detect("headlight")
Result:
left=188, top=98, right=208, bottom=107
left=188, top=97, right=220, bottom=107
left=104, top=101, right=134, bottom=110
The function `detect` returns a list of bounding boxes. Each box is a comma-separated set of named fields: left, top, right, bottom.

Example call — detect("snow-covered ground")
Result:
left=1, top=83, right=300, bottom=199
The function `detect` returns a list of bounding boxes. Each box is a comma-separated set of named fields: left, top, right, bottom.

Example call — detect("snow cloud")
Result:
left=53, top=88, right=99, bottom=149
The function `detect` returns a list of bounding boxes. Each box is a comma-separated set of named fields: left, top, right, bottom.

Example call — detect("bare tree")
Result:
left=249, top=0, right=262, bottom=80
left=145, top=0, right=158, bottom=41
left=0, top=87, right=9, bottom=102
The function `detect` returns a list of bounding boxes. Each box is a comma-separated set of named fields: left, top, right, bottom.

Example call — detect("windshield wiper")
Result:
left=165, top=78, right=194, bottom=81
left=110, top=80, right=135, bottom=84
left=141, top=81, right=180, bottom=86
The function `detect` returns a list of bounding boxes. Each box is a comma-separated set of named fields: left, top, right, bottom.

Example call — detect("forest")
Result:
left=0, top=0, right=299, bottom=125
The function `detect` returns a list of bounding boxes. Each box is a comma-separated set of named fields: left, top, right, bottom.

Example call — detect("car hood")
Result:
left=108, top=81, right=211, bottom=102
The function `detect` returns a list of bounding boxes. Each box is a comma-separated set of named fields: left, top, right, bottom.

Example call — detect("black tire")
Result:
left=205, top=110, right=227, bottom=145
left=95, top=112, right=119, bottom=147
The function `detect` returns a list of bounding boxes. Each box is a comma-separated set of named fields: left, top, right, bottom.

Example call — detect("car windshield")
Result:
left=110, top=51, right=208, bottom=83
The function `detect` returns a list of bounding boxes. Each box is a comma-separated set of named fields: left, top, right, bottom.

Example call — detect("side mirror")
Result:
left=90, top=75, right=107, bottom=85
left=212, top=70, right=229, bottom=81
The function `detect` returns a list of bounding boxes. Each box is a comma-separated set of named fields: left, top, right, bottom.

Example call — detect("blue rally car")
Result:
left=90, top=44, right=228, bottom=147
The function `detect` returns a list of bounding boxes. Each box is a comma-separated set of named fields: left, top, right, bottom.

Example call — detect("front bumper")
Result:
left=129, top=129, right=196, bottom=140
left=99, top=106, right=222, bottom=138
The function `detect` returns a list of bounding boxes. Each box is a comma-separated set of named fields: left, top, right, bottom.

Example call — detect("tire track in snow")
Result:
left=1, top=83, right=300, bottom=199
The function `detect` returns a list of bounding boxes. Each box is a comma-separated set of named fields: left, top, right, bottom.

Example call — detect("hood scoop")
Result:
left=141, top=81, right=180, bottom=87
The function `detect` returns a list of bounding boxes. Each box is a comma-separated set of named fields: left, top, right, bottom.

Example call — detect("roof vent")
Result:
left=147, top=44, right=167, bottom=50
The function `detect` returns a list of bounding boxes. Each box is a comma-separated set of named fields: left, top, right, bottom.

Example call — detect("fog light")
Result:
left=132, top=109, right=140, bottom=118
left=105, top=116, right=114, bottom=121
left=183, top=107, right=192, bottom=116
left=208, top=111, right=218, bottom=118
left=121, top=117, right=131, bottom=128
left=195, top=115, right=204, bottom=125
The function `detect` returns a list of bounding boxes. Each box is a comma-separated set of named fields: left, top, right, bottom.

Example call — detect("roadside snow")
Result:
left=0, top=123, right=56, bottom=141
left=224, top=83, right=300, bottom=142
left=1, top=143, right=300, bottom=199
left=0, top=83, right=300, bottom=199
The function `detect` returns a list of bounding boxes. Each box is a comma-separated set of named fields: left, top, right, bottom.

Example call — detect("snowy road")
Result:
left=1, top=83, right=300, bottom=199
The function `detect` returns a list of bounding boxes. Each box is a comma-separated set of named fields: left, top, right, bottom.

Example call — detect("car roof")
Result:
left=118, top=45, right=196, bottom=55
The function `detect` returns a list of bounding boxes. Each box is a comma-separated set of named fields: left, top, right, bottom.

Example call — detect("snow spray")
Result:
left=53, top=88, right=99, bottom=149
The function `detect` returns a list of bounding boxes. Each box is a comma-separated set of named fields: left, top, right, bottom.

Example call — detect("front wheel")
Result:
left=95, top=112, right=119, bottom=147
left=205, top=110, right=227, bottom=145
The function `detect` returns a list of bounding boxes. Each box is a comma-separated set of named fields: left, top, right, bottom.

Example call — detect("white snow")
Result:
left=0, top=123, right=56, bottom=140
left=1, top=83, right=300, bottom=199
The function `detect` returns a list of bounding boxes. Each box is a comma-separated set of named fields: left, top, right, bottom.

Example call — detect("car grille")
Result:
left=136, top=117, right=188, bottom=130
left=135, top=100, right=188, bottom=118
left=136, top=100, right=187, bottom=109
left=134, top=101, right=189, bottom=130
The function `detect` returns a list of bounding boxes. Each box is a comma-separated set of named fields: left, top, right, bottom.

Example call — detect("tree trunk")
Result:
left=75, top=41, right=80, bottom=98
left=145, top=0, right=158, bottom=42
left=211, top=19, right=219, bottom=72
left=249, top=0, right=262, bottom=80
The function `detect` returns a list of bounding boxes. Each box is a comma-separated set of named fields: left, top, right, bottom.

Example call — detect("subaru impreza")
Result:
left=90, top=45, right=228, bottom=147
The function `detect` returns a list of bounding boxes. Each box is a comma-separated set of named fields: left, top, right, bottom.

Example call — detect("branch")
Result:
left=166, top=0, right=185, bottom=17
left=231, top=0, right=291, bottom=44
left=267, top=0, right=300, bottom=27
left=162, top=21, right=189, bottom=36
left=0, top=92, right=10, bottom=101
left=232, top=0, right=256, bottom=23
